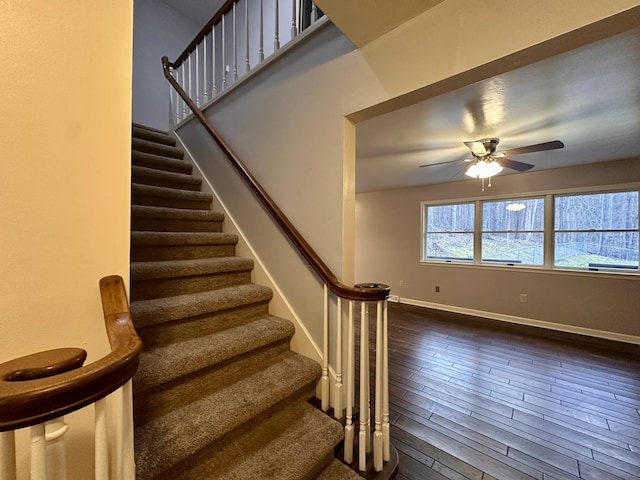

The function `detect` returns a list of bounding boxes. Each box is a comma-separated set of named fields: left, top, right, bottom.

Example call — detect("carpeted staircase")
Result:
left=129, top=124, right=361, bottom=480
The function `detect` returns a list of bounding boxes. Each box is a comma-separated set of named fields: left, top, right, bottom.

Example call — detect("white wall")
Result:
left=0, top=0, right=132, bottom=477
left=175, top=1, right=640, bottom=349
left=356, top=158, right=640, bottom=341
left=132, top=0, right=201, bottom=130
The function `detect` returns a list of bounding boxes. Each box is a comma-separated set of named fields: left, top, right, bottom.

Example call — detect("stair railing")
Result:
left=168, top=0, right=324, bottom=127
left=0, top=276, right=142, bottom=480
left=163, top=27, right=391, bottom=470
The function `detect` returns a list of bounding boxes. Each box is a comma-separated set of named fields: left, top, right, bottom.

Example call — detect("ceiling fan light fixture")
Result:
left=465, top=160, right=503, bottom=179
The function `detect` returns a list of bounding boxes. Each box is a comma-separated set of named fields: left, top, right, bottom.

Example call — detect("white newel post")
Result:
left=0, top=431, right=17, bottom=480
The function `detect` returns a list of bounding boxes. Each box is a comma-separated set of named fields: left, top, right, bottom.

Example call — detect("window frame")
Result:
left=420, top=186, right=640, bottom=276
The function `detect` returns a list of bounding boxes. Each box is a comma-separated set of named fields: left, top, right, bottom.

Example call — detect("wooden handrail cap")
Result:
left=0, top=348, right=87, bottom=382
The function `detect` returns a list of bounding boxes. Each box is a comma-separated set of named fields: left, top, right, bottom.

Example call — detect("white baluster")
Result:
left=31, top=423, right=46, bottom=480
left=258, top=0, right=264, bottom=62
left=358, top=302, right=368, bottom=471
left=382, top=300, right=390, bottom=461
left=373, top=301, right=383, bottom=471
left=245, top=0, right=250, bottom=72
left=121, top=381, right=135, bottom=480
left=181, top=66, right=187, bottom=119
left=95, top=397, right=108, bottom=480
left=291, top=0, right=297, bottom=38
left=321, top=284, right=329, bottom=411
left=187, top=54, right=193, bottom=102
left=274, top=0, right=280, bottom=51
left=45, top=417, right=68, bottom=480
left=168, top=66, right=175, bottom=128
left=0, top=431, right=17, bottom=480
left=311, top=1, right=318, bottom=23
left=344, top=299, right=355, bottom=464
left=203, top=33, right=208, bottom=103
left=334, top=296, right=343, bottom=419
left=195, top=43, right=200, bottom=107
left=211, top=25, right=217, bottom=96
left=222, top=14, right=227, bottom=89
left=232, top=3, right=238, bottom=82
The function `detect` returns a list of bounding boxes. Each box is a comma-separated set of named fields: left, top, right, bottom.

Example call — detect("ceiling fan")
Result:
left=419, top=138, right=564, bottom=190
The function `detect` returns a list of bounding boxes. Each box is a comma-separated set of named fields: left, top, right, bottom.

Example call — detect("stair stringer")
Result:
left=171, top=132, right=345, bottom=405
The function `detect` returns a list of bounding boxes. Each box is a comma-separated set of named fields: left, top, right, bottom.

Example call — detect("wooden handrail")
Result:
left=162, top=57, right=389, bottom=302
left=0, top=275, right=142, bottom=431
left=172, top=0, right=237, bottom=69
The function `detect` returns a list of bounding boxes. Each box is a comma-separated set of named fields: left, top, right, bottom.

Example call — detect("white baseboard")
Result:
left=397, top=297, right=640, bottom=346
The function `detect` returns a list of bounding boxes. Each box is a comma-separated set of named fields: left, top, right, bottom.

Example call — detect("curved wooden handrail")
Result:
left=0, top=275, right=142, bottom=431
left=163, top=57, right=389, bottom=302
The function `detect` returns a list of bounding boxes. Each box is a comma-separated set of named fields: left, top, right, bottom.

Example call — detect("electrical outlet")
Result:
left=435, top=286, right=440, bottom=293
left=399, top=280, right=404, bottom=287
left=520, top=293, right=528, bottom=303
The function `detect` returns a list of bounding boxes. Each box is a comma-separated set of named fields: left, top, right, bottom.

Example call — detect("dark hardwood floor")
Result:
left=378, top=303, right=640, bottom=480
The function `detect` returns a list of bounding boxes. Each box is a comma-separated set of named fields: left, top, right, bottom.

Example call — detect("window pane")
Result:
left=482, top=198, right=544, bottom=231
left=482, top=233, right=544, bottom=265
left=426, top=204, right=474, bottom=233
left=555, top=192, right=639, bottom=231
left=425, top=233, right=473, bottom=260
left=555, top=232, right=639, bottom=269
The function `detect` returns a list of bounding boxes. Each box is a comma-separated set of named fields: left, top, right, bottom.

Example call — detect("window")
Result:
left=482, top=198, right=544, bottom=265
left=554, top=191, right=639, bottom=270
left=423, top=203, right=474, bottom=261
left=421, top=188, right=640, bottom=274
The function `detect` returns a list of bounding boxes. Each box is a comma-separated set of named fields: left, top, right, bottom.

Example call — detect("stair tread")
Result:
left=130, top=283, right=272, bottom=328
left=133, top=137, right=184, bottom=158
left=316, top=459, right=363, bottom=480
left=132, top=183, right=213, bottom=201
left=135, top=314, right=294, bottom=392
left=131, top=165, right=202, bottom=188
left=131, top=150, right=193, bottom=174
left=131, top=205, right=223, bottom=221
left=132, top=124, right=176, bottom=146
left=171, top=402, right=345, bottom=480
left=134, top=352, right=323, bottom=479
left=131, top=257, right=253, bottom=281
left=131, top=231, right=237, bottom=246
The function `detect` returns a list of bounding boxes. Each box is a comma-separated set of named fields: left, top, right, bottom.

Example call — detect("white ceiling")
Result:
left=356, top=27, right=640, bottom=193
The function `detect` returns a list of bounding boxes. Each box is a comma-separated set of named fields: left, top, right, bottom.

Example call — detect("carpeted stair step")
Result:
left=131, top=257, right=253, bottom=300
left=133, top=315, right=295, bottom=396
left=132, top=137, right=184, bottom=159
left=133, top=124, right=177, bottom=147
left=131, top=205, right=224, bottom=232
left=316, top=459, right=364, bottom=480
left=131, top=231, right=238, bottom=261
left=132, top=183, right=213, bottom=210
left=163, top=401, right=346, bottom=480
left=132, top=150, right=193, bottom=174
left=131, top=165, right=202, bottom=191
left=134, top=351, right=322, bottom=480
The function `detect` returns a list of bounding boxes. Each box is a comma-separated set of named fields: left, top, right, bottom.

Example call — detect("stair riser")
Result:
left=133, top=139, right=184, bottom=159
left=132, top=194, right=211, bottom=210
left=134, top=340, right=293, bottom=426
left=131, top=217, right=223, bottom=232
left=131, top=270, right=252, bottom=301
left=131, top=244, right=236, bottom=262
left=131, top=173, right=202, bottom=192
left=135, top=302, right=270, bottom=349
left=132, top=152, right=193, bottom=174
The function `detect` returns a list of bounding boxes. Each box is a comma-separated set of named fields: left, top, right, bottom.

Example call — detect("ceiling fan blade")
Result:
left=419, top=159, right=464, bottom=168
left=500, top=140, right=564, bottom=157
left=464, top=141, right=487, bottom=156
left=499, top=157, right=534, bottom=172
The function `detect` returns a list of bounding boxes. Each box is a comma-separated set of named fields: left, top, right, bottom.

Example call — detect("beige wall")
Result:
left=0, top=0, right=132, bottom=476
left=356, top=158, right=640, bottom=341
left=176, top=0, right=640, bottom=349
